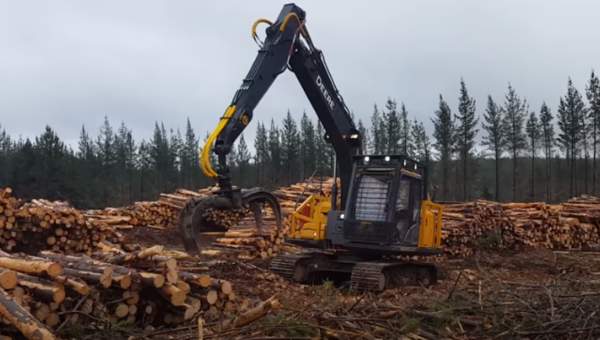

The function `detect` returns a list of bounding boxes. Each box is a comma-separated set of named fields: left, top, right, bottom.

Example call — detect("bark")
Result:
left=0, top=287, right=55, bottom=340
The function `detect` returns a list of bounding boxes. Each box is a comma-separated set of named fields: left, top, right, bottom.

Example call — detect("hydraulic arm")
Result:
left=181, top=3, right=361, bottom=254
left=200, top=3, right=361, bottom=206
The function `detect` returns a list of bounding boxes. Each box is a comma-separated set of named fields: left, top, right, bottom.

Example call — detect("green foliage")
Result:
left=482, top=96, right=505, bottom=201
left=455, top=79, right=479, bottom=200
left=370, top=104, right=384, bottom=154
left=3, top=78, right=600, bottom=208
left=558, top=78, right=587, bottom=197
left=432, top=95, right=454, bottom=200
left=411, top=120, right=430, bottom=164
left=281, top=110, right=301, bottom=182
left=259, top=314, right=320, bottom=338
left=502, top=84, right=528, bottom=200
left=383, top=98, right=401, bottom=154
left=300, top=112, right=316, bottom=178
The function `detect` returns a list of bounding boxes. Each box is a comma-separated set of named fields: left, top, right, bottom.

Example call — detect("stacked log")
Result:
left=212, top=177, right=336, bottom=259
left=272, top=177, right=336, bottom=217
left=0, top=191, right=123, bottom=254
left=441, top=197, right=600, bottom=256
left=441, top=200, right=515, bottom=256
left=0, top=246, right=237, bottom=339
left=92, top=187, right=216, bottom=230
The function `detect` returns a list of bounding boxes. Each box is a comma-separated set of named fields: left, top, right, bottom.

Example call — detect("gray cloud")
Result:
left=1, top=0, right=599, bottom=147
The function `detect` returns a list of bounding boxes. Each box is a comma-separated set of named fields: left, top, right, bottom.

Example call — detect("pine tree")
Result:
left=254, top=122, right=269, bottom=185
left=268, top=119, right=281, bottom=183
left=180, top=118, right=198, bottom=188
left=114, top=122, right=136, bottom=203
left=78, top=126, right=95, bottom=161
left=369, top=104, right=384, bottom=154
left=169, top=128, right=183, bottom=187
left=96, top=116, right=116, bottom=204
left=300, top=112, right=316, bottom=178
left=502, top=84, right=528, bottom=201
left=281, top=111, right=300, bottom=183
left=315, top=122, right=330, bottom=175
left=455, top=79, right=478, bottom=201
left=150, top=122, right=172, bottom=192
left=586, top=71, right=600, bottom=194
left=137, top=140, right=153, bottom=199
left=383, top=98, right=400, bottom=154
left=526, top=112, right=541, bottom=199
left=399, top=103, right=412, bottom=156
left=539, top=103, right=555, bottom=201
left=236, top=134, right=251, bottom=185
left=581, top=109, right=590, bottom=194
left=357, top=119, right=368, bottom=154
left=411, top=120, right=430, bottom=163
left=34, top=126, right=68, bottom=199
left=557, top=78, right=586, bottom=197
left=481, top=96, right=505, bottom=201
left=97, top=116, right=115, bottom=169
left=432, top=95, right=454, bottom=200
left=0, top=125, right=12, bottom=188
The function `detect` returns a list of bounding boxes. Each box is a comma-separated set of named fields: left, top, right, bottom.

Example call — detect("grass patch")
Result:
left=257, top=314, right=320, bottom=338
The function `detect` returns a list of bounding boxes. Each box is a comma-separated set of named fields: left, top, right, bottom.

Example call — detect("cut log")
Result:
left=222, top=295, right=280, bottom=329
left=16, top=274, right=65, bottom=304
left=160, top=284, right=186, bottom=306
left=0, top=257, right=62, bottom=278
left=0, top=287, right=55, bottom=340
left=0, top=269, right=17, bottom=289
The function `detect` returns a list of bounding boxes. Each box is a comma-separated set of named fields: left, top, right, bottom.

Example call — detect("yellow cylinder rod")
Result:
left=199, top=105, right=236, bottom=179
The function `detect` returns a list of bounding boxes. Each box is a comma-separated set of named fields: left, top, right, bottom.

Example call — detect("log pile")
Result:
left=442, top=197, right=600, bottom=256
left=93, top=187, right=217, bottom=230
left=211, top=177, right=336, bottom=259
left=93, top=178, right=336, bottom=259
left=272, top=177, right=336, bottom=216
left=0, top=246, right=239, bottom=339
left=441, top=200, right=513, bottom=256
left=0, top=189, right=123, bottom=255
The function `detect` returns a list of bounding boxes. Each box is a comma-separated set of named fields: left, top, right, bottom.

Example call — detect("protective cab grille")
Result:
left=345, top=174, right=393, bottom=244
left=354, top=175, right=390, bottom=222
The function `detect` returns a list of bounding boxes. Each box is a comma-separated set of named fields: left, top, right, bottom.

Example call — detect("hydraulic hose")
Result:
left=199, top=105, right=236, bottom=178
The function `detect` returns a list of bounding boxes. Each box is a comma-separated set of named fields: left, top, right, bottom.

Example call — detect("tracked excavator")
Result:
left=179, top=3, right=444, bottom=291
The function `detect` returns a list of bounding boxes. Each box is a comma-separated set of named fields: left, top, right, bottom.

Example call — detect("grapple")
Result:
left=178, top=187, right=282, bottom=254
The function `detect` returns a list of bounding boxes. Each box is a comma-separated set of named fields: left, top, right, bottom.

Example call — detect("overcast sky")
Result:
left=1, top=1, right=599, bottom=147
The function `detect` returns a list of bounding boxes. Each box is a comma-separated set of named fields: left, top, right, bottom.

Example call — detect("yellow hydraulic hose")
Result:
left=251, top=18, right=273, bottom=40
left=199, top=105, right=236, bottom=178
left=279, top=12, right=302, bottom=32
left=199, top=13, right=303, bottom=179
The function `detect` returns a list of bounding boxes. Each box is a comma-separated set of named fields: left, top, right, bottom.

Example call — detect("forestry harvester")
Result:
left=179, top=3, right=444, bottom=291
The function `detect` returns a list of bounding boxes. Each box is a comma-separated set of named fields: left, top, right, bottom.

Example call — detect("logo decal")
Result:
left=316, top=75, right=335, bottom=110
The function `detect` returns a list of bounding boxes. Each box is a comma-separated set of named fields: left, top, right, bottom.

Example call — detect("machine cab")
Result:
left=329, top=155, right=441, bottom=255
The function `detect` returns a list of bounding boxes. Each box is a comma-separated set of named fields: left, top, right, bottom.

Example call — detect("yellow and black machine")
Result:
left=275, top=156, right=443, bottom=291
left=178, top=3, right=444, bottom=291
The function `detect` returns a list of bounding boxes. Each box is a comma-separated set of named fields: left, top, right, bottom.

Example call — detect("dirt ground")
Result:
left=89, top=227, right=600, bottom=340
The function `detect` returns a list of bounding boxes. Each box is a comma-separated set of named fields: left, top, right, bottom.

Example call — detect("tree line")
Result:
left=425, top=72, right=600, bottom=203
left=0, top=71, right=599, bottom=208
left=0, top=111, right=338, bottom=209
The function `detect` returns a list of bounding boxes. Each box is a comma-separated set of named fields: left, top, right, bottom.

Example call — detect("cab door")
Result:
left=394, top=173, right=422, bottom=246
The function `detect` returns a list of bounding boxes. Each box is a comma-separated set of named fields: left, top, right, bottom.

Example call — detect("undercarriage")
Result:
left=270, top=250, right=437, bottom=292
